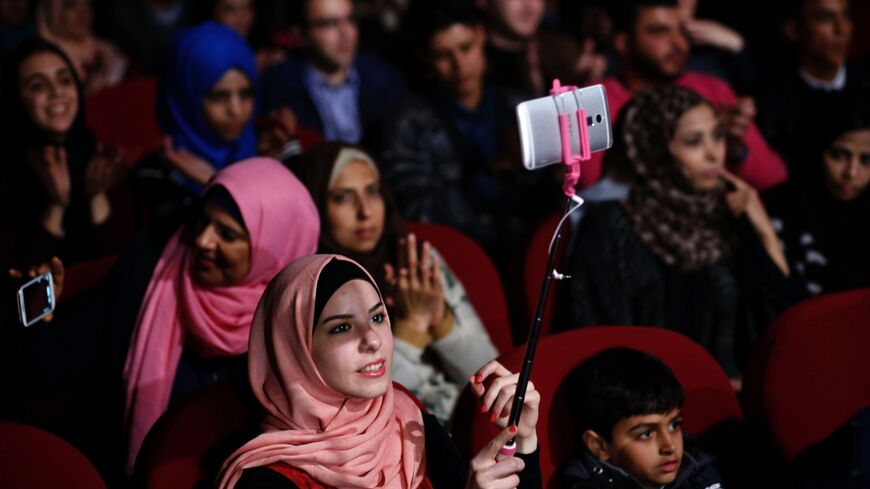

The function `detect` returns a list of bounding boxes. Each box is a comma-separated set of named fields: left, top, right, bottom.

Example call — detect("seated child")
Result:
left=561, top=348, right=725, bottom=489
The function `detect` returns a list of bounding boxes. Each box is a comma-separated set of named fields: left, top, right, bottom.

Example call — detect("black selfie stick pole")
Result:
left=502, top=79, right=592, bottom=451
left=504, top=197, right=571, bottom=443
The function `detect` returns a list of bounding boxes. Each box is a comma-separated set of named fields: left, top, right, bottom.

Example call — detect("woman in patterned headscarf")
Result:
left=566, top=85, right=794, bottom=383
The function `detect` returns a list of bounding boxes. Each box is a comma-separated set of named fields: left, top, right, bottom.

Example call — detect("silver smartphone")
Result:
left=17, top=272, right=55, bottom=327
left=516, top=84, right=613, bottom=170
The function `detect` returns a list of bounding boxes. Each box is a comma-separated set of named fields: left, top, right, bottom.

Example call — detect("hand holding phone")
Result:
left=9, top=257, right=65, bottom=327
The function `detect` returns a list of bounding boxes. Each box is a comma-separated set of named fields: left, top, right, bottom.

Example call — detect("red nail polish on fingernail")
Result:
left=510, top=425, right=518, bottom=433
left=475, top=374, right=482, bottom=383
left=480, top=404, right=487, bottom=413
left=490, top=412, right=497, bottom=422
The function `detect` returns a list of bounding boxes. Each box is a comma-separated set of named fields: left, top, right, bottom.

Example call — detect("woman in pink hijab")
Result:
left=124, top=157, right=320, bottom=469
left=217, top=255, right=543, bottom=489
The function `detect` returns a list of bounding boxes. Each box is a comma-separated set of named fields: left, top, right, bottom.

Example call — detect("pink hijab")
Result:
left=124, top=158, right=320, bottom=469
left=217, top=255, right=427, bottom=489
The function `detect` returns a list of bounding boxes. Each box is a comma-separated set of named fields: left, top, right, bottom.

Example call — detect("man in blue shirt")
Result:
left=261, top=0, right=405, bottom=143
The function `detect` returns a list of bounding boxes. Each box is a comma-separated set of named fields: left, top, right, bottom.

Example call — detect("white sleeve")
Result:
left=428, top=250, right=499, bottom=385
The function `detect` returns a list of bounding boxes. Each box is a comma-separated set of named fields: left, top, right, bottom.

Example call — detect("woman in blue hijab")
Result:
left=135, top=21, right=258, bottom=232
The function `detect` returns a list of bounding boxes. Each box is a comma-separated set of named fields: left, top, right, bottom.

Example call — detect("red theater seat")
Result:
left=86, top=77, right=162, bottom=163
left=521, top=214, right=573, bottom=340
left=61, top=255, right=119, bottom=304
left=452, top=326, right=742, bottom=489
left=404, top=221, right=514, bottom=354
left=0, top=421, right=107, bottom=489
left=742, top=288, right=870, bottom=462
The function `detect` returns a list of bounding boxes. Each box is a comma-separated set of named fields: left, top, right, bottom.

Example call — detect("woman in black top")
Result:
left=764, top=99, right=870, bottom=295
left=567, top=85, right=797, bottom=383
left=0, top=38, right=122, bottom=270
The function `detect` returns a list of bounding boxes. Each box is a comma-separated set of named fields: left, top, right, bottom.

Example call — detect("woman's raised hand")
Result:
left=257, top=106, right=297, bottom=158
left=386, top=233, right=447, bottom=328
left=33, top=145, right=71, bottom=207
left=470, top=360, right=539, bottom=454
left=721, top=169, right=790, bottom=275
left=466, top=425, right=527, bottom=489
left=163, top=136, right=216, bottom=185
left=720, top=169, right=774, bottom=236
left=8, top=256, right=65, bottom=322
left=84, top=143, right=125, bottom=197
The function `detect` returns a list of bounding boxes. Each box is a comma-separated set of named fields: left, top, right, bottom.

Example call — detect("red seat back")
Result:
left=522, top=214, right=573, bottom=340
left=86, top=77, right=162, bottom=163
left=61, top=255, right=119, bottom=304
left=0, top=421, right=107, bottom=489
left=453, top=326, right=742, bottom=488
left=404, top=221, right=514, bottom=354
left=134, top=380, right=254, bottom=489
left=742, top=288, right=870, bottom=462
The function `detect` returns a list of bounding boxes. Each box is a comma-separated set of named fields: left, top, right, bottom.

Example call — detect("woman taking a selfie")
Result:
left=292, top=142, right=498, bottom=424
left=218, top=254, right=541, bottom=489
left=566, top=85, right=798, bottom=384
left=0, top=38, right=123, bottom=271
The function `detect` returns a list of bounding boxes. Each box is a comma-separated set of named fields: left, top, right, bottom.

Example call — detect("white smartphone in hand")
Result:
left=516, top=84, right=613, bottom=170
left=17, top=272, right=55, bottom=327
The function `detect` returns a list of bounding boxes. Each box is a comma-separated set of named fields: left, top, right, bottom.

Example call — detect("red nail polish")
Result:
left=475, top=374, right=482, bottom=383
left=509, top=425, right=518, bottom=433
left=480, top=404, right=487, bottom=413
left=489, top=412, right=497, bottom=422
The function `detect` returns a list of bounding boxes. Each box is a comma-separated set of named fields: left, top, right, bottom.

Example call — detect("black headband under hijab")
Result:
left=203, top=185, right=246, bottom=230
left=313, top=258, right=377, bottom=330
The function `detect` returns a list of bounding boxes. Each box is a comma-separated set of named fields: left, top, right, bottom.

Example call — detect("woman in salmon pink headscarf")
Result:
left=217, top=255, right=544, bottom=489
left=124, top=157, right=319, bottom=469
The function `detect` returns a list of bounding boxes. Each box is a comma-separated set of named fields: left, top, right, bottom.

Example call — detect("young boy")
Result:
left=561, top=348, right=725, bottom=489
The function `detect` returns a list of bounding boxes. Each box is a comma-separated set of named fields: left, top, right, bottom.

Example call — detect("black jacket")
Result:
left=561, top=438, right=724, bottom=489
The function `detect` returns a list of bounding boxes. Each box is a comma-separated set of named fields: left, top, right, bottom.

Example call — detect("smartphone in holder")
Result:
left=516, top=84, right=612, bottom=170
left=17, top=272, right=55, bottom=327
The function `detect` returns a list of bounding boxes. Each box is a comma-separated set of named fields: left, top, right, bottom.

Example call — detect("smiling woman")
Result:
left=0, top=38, right=124, bottom=270
left=217, top=255, right=543, bottom=489
left=123, top=158, right=319, bottom=469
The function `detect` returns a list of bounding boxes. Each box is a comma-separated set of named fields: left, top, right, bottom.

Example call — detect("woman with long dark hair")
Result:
left=0, top=38, right=123, bottom=270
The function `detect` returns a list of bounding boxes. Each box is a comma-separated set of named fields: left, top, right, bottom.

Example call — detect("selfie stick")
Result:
left=500, top=79, right=592, bottom=457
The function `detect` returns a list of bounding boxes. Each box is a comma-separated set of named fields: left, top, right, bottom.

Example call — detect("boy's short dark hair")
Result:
left=565, top=348, right=685, bottom=441
left=607, top=0, right=679, bottom=34
left=402, top=0, right=482, bottom=50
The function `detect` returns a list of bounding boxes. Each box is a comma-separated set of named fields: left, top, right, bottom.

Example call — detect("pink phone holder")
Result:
left=550, top=79, right=592, bottom=197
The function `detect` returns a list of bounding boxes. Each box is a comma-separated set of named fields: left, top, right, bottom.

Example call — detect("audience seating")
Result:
left=451, top=326, right=743, bottom=489
left=133, top=380, right=423, bottom=488
left=742, top=288, right=870, bottom=463
left=134, top=379, right=255, bottom=489
left=0, top=420, right=107, bottom=489
left=61, top=255, right=119, bottom=304
left=521, top=214, right=572, bottom=340
left=405, top=221, right=514, bottom=354
left=86, top=77, right=162, bottom=163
